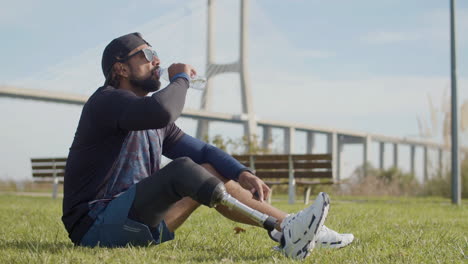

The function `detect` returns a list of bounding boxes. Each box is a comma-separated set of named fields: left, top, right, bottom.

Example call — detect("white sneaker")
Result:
left=270, top=225, right=354, bottom=249
left=315, top=225, right=354, bottom=249
left=279, top=192, right=330, bottom=260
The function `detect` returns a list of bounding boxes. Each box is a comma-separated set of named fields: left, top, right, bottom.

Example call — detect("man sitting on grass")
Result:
left=62, top=32, right=353, bottom=260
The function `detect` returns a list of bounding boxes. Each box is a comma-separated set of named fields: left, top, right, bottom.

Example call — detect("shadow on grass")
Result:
left=1, top=239, right=289, bottom=262
left=0, top=240, right=74, bottom=253
left=188, top=253, right=278, bottom=262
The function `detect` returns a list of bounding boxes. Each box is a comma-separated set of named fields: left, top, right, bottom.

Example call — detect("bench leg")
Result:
left=304, top=186, right=311, bottom=205
left=52, top=177, right=58, bottom=199
left=288, top=179, right=296, bottom=204
left=267, top=186, right=274, bottom=204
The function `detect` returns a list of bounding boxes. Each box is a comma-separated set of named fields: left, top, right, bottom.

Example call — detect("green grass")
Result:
left=0, top=194, right=467, bottom=264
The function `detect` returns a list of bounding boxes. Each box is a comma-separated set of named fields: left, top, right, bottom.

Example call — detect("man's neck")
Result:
left=118, top=80, right=148, bottom=97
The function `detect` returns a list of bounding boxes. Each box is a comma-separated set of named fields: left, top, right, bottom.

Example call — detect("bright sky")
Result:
left=1, top=0, right=467, bottom=180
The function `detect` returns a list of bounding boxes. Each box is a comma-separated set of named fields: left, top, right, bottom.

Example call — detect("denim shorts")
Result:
left=80, top=185, right=175, bottom=247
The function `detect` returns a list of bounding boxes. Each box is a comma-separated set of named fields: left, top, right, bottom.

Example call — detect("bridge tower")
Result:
left=196, top=0, right=257, bottom=147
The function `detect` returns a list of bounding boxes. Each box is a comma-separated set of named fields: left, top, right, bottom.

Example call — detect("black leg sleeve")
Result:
left=129, top=157, right=222, bottom=228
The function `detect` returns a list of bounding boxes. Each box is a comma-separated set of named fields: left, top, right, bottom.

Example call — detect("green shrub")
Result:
left=204, top=134, right=272, bottom=154
left=422, top=157, right=468, bottom=198
left=341, top=163, right=422, bottom=196
left=343, top=157, right=468, bottom=198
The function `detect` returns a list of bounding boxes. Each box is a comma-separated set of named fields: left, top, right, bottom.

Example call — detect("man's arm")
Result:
left=163, top=134, right=251, bottom=181
left=93, top=76, right=190, bottom=132
left=163, top=133, right=270, bottom=202
left=118, top=77, right=189, bottom=130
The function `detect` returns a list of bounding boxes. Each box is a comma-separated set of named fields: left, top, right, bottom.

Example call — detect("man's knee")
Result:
left=165, top=157, right=220, bottom=187
left=171, top=159, right=225, bottom=180
left=171, top=156, right=196, bottom=170
left=141, top=157, right=199, bottom=191
left=164, top=157, right=202, bottom=179
left=169, top=158, right=226, bottom=182
left=165, top=158, right=224, bottom=207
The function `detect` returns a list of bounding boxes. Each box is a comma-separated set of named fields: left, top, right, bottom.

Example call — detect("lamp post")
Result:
left=450, top=0, right=461, bottom=205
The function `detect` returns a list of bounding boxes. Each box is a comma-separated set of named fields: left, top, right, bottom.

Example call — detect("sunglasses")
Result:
left=121, top=48, right=158, bottom=63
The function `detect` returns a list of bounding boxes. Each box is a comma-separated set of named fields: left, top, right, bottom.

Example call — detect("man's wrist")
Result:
left=237, top=167, right=255, bottom=180
left=170, top=72, right=190, bottom=83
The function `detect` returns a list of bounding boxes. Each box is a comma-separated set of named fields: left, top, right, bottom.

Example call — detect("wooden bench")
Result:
left=31, top=158, right=66, bottom=199
left=232, top=154, right=334, bottom=204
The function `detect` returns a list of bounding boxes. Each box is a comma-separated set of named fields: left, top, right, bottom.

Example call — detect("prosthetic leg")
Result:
left=131, top=158, right=280, bottom=234
left=203, top=180, right=278, bottom=233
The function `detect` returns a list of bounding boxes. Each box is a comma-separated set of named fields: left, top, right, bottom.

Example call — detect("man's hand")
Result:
left=168, top=63, right=196, bottom=80
left=238, top=171, right=270, bottom=202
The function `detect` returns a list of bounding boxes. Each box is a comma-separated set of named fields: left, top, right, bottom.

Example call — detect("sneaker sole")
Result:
left=316, top=234, right=354, bottom=249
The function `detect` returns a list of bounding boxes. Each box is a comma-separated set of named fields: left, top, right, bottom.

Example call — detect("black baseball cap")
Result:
left=101, top=32, right=150, bottom=79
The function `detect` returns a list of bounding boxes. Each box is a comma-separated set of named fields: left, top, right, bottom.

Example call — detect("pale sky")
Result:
left=1, top=0, right=467, bottom=180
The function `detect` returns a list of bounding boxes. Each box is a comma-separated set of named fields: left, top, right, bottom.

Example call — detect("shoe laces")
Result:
left=316, top=225, right=340, bottom=242
left=283, top=207, right=312, bottom=236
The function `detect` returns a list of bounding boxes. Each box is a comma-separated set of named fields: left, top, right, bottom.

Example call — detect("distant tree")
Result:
left=204, top=134, right=272, bottom=154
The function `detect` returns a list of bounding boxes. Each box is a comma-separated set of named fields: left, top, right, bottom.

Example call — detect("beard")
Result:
left=129, top=68, right=161, bottom=92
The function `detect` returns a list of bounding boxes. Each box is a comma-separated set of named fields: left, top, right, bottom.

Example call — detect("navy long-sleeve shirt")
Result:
left=62, top=77, right=248, bottom=244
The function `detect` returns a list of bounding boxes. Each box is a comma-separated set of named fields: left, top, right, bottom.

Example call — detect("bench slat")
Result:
left=256, top=171, right=332, bottom=179
left=32, top=165, right=66, bottom=170
left=241, top=162, right=331, bottom=170
left=233, top=154, right=332, bottom=161
left=264, top=179, right=334, bottom=185
left=32, top=172, right=65, bottom=177
left=233, top=155, right=290, bottom=161
left=34, top=177, right=64, bottom=182
left=292, top=154, right=332, bottom=161
left=31, top=158, right=67, bottom=163
left=253, top=155, right=290, bottom=161
left=294, top=162, right=332, bottom=169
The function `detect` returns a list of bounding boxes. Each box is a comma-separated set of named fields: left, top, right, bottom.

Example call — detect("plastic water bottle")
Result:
left=158, top=67, right=206, bottom=90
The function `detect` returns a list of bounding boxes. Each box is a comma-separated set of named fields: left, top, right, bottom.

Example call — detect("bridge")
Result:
left=1, top=83, right=460, bottom=185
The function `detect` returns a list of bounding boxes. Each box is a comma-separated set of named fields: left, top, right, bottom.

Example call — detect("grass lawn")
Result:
left=0, top=194, right=466, bottom=263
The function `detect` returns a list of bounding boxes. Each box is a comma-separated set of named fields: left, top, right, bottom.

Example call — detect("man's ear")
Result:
left=114, top=62, right=130, bottom=78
